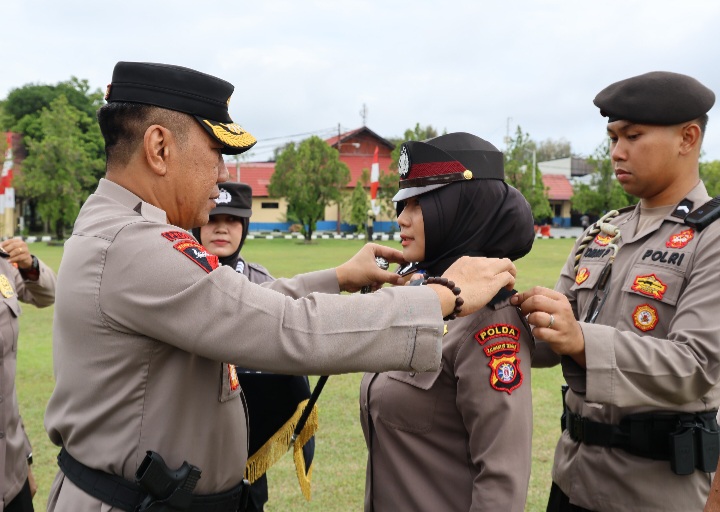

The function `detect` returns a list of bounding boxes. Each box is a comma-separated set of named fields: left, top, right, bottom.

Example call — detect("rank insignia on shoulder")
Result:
left=632, top=304, right=658, bottom=332
left=594, top=233, right=613, bottom=246
left=475, top=323, right=520, bottom=345
left=484, top=341, right=523, bottom=394
left=631, top=274, right=667, bottom=300
left=575, top=268, right=590, bottom=285
left=666, top=228, right=694, bottom=249
left=161, top=230, right=194, bottom=242
left=173, top=240, right=219, bottom=273
left=0, top=274, right=14, bottom=298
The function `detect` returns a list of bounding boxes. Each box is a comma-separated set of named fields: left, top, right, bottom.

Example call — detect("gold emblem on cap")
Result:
left=463, top=170, right=473, bottom=180
left=203, top=120, right=257, bottom=149
left=0, top=274, right=14, bottom=298
left=226, top=96, right=232, bottom=107
left=104, top=84, right=112, bottom=101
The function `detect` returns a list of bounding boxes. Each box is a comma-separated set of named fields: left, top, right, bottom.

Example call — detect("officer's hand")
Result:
left=437, top=257, right=516, bottom=318
left=336, top=243, right=406, bottom=293
left=0, top=238, right=33, bottom=270
left=511, top=287, right=586, bottom=367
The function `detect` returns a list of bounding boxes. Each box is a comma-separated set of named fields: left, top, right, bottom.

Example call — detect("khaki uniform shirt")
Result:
left=360, top=297, right=533, bottom=512
left=0, top=256, right=55, bottom=511
left=551, top=182, right=720, bottom=511
left=45, top=179, right=444, bottom=511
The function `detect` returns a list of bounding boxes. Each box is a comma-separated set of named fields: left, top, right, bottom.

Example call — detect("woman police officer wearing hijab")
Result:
left=360, top=132, right=536, bottom=512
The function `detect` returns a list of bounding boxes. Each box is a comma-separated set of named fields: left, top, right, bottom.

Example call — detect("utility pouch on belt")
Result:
left=560, top=386, right=719, bottom=476
left=135, top=451, right=201, bottom=512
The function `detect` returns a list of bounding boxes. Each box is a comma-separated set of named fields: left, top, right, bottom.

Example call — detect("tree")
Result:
left=700, top=160, right=720, bottom=197
left=535, top=138, right=572, bottom=162
left=18, top=95, right=105, bottom=239
left=504, top=126, right=552, bottom=222
left=268, top=136, right=350, bottom=241
left=347, top=180, right=370, bottom=232
left=571, top=139, right=636, bottom=215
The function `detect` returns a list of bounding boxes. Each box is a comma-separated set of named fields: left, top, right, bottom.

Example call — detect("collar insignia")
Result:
left=666, top=228, right=694, bottom=249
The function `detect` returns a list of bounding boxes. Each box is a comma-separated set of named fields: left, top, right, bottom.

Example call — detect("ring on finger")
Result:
left=547, top=314, right=555, bottom=328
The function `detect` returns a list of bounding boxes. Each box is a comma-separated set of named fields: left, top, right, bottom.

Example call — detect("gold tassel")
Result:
left=244, top=399, right=319, bottom=501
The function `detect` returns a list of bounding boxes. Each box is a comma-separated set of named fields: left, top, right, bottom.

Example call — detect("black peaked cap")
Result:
left=106, top=61, right=256, bottom=155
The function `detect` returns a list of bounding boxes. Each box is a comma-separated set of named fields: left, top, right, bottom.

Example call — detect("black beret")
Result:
left=594, top=71, right=715, bottom=125
left=105, top=62, right=256, bottom=155
left=211, top=182, right=253, bottom=218
left=393, top=132, right=504, bottom=202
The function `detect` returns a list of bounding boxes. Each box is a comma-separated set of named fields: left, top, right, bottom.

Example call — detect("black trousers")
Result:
left=244, top=474, right=269, bottom=512
left=547, top=482, right=594, bottom=512
left=6, top=479, right=34, bottom=512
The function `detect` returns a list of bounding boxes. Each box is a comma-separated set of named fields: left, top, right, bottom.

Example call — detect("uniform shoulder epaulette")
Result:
left=684, top=196, right=720, bottom=232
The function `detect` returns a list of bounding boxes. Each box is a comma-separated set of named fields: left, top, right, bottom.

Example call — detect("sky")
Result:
left=3, top=0, right=720, bottom=162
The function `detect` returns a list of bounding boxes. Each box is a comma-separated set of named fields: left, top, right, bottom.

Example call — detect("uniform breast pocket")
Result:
left=219, top=363, right=243, bottom=403
left=378, top=365, right=443, bottom=434
left=621, top=265, right=685, bottom=333
left=570, top=262, right=606, bottom=293
left=2, top=297, right=21, bottom=351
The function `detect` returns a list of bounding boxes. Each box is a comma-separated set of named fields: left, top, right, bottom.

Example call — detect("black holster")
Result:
left=135, top=451, right=201, bottom=511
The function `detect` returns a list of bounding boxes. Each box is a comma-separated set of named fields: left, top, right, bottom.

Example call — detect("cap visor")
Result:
left=196, top=117, right=257, bottom=155
left=211, top=206, right=252, bottom=218
left=392, top=183, right=448, bottom=202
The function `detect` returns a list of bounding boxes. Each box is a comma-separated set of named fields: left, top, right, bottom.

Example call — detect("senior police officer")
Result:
left=513, top=71, right=719, bottom=511
left=0, top=238, right=56, bottom=512
left=43, top=61, right=517, bottom=512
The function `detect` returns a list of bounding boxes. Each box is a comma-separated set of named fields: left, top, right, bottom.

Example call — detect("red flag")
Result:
left=370, top=146, right=379, bottom=203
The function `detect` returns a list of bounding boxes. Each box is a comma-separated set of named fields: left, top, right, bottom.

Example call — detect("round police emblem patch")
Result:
left=398, top=146, right=410, bottom=177
left=496, top=362, right=516, bottom=382
left=217, top=188, right=232, bottom=204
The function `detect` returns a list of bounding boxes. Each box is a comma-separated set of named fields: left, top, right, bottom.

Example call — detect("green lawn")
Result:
left=16, top=237, right=574, bottom=511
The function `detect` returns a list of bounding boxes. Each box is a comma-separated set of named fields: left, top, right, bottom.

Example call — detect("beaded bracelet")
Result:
left=424, top=276, right=464, bottom=321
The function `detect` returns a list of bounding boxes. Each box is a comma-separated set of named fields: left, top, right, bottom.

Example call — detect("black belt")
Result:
left=562, top=402, right=719, bottom=475
left=58, top=447, right=249, bottom=512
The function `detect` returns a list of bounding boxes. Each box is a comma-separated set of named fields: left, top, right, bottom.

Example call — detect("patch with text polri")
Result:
left=161, top=230, right=194, bottom=242
left=484, top=340, right=523, bottom=394
left=474, top=323, right=520, bottom=345
left=173, top=240, right=219, bottom=273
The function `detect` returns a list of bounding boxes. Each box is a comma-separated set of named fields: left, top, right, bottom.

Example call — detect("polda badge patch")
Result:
left=483, top=341, right=523, bottom=394
left=633, top=304, right=659, bottom=332
left=474, top=323, right=520, bottom=345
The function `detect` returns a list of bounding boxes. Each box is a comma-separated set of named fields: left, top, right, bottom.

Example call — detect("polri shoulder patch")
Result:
left=173, top=240, right=219, bottom=273
left=161, top=230, right=194, bottom=242
left=475, top=323, right=520, bottom=345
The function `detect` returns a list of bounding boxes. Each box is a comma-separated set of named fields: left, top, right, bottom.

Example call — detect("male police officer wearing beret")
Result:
left=514, top=71, right=719, bottom=511
left=42, top=61, right=517, bottom=512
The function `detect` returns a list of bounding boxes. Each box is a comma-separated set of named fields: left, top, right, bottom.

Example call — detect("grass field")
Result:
left=16, top=237, right=575, bottom=511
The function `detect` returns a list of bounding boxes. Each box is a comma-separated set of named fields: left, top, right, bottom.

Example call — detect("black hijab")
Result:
left=404, top=178, right=535, bottom=276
